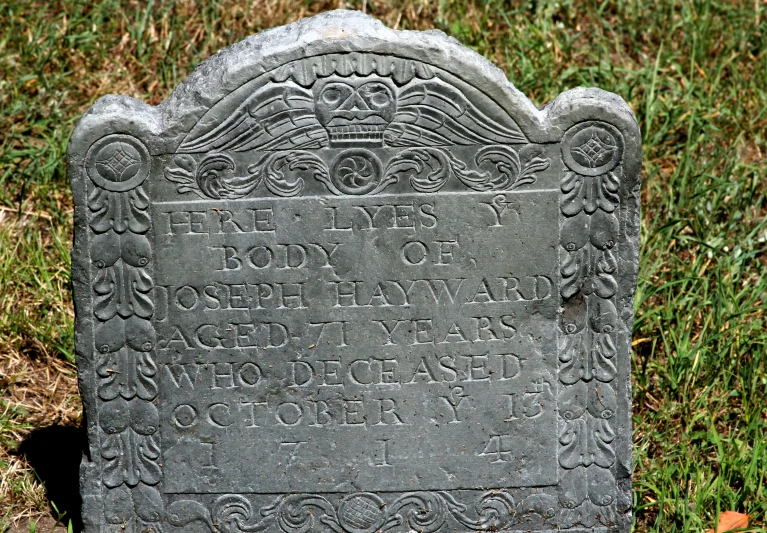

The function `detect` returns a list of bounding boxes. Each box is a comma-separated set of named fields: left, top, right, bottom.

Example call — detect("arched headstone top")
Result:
left=69, top=11, right=639, bottom=533
left=71, top=10, right=638, bottom=150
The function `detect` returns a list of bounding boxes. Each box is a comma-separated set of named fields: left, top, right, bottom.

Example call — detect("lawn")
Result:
left=1, top=0, right=766, bottom=532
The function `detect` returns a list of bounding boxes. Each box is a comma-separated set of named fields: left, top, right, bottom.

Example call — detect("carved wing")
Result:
left=385, top=79, right=527, bottom=146
left=178, top=84, right=328, bottom=153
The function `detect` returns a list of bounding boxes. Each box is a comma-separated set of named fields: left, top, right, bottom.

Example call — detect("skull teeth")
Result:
left=327, top=124, right=386, bottom=143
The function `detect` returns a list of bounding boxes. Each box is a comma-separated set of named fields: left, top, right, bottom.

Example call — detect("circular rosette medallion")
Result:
left=330, top=149, right=383, bottom=195
left=562, top=121, right=623, bottom=176
left=86, top=134, right=150, bottom=191
left=337, top=493, right=386, bottom=533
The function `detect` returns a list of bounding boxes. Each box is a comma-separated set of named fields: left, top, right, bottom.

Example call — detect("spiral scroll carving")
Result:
left=557, top=121, right=623, bottom=529
left=169, top=490, right=519, bottom=533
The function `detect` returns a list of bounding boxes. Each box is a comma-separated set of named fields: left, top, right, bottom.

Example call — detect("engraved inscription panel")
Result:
left=153, top=191, right=558, bottom=493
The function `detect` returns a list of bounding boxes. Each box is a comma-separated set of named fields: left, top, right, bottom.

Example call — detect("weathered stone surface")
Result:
left=69, top=10, right=640, bottom=533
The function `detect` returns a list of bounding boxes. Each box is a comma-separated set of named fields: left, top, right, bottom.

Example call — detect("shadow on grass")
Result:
left=17, top=425, right=85, bottom=532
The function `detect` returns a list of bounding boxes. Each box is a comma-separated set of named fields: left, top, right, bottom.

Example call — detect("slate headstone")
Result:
left=69, top=10, right=641, bottom=533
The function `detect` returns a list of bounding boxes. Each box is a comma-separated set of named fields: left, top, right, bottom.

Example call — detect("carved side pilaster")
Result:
left=84, top=133, right=162, bottom=531
left=557, top=121, right=624, bottom=529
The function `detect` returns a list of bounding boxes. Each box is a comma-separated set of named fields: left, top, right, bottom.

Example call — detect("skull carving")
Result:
left=313, top=76, right=397, bottom=147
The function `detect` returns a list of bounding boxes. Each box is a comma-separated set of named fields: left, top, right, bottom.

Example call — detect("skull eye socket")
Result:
left=359, top=83, right=393, bottom=108
left=321, top=88, right=343, bottom=105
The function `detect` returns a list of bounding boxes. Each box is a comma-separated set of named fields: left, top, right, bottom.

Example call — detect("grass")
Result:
left=0, top=0, right=765, bottom=531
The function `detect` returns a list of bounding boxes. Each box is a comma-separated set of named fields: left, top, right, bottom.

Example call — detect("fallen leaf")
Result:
left=706, top=511, right=749, bottom=533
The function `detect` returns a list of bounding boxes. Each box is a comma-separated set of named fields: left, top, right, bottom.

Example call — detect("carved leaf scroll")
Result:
left=258, top=151, right=329, bottom=197
left=165, top=145, right=550, bottom=198
left=165, top=153, right=264, bottom=199
left=169, top=491, right=517, bottom=533
left=386, top=147, right=487, bottom=193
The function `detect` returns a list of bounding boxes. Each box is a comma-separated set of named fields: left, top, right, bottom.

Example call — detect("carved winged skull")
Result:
left=178, top=54, right=527, bottom=153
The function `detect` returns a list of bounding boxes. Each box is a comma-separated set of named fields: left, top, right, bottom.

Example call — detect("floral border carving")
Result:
left=85, top=133, right=162, bottom=530
left=557, top=120, right=624, bottom=529
left=164, top=144, right=550, bottom=199
left=166, top=490, right=566, bottom=533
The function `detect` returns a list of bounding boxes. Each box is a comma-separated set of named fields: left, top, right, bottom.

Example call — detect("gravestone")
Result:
left=69, top=10, right=640, bottom=533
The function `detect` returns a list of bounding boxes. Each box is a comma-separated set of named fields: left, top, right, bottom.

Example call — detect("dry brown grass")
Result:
left=0, top=349, right=80, bottom=527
